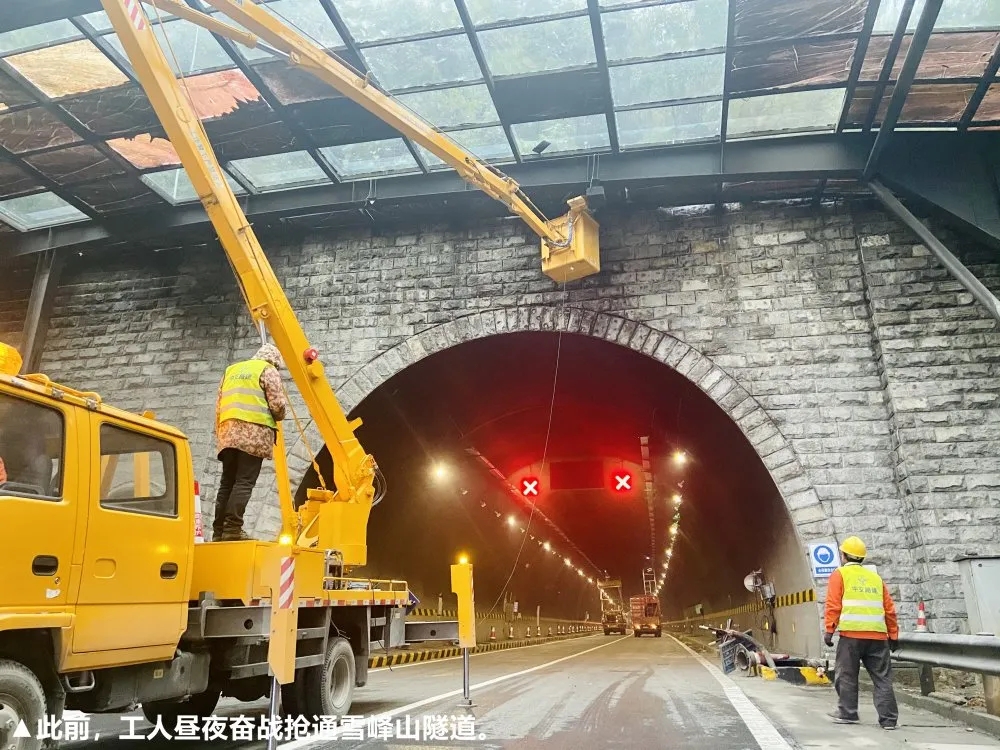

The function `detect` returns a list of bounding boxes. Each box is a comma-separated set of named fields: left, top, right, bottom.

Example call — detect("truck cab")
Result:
left=602, top=611, right=626, bottom=636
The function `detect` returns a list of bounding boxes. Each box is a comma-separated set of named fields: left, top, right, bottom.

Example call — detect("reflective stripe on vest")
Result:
left=838, top=563, right=887, bottom=634
left=219, top=359, right=276, bottom=429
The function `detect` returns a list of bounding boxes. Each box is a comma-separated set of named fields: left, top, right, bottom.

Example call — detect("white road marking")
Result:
left=282, top=635, right=630, bottom=748
left=668, top=635, right=794, bottom=750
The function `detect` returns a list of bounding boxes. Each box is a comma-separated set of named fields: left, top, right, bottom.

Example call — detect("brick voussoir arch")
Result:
left=250, top=306, right=833, bottom=542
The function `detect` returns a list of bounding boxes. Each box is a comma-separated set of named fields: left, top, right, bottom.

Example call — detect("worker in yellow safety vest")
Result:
left=212, top=344, right=287, bottom=541
left=824, top=536, right=899, bottom=730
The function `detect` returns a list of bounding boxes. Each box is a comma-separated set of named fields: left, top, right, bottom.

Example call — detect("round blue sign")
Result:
left=813, top=545, right=835, bottom=565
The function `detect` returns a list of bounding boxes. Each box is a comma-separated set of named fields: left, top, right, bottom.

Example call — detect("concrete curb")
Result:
left=858, top=683, right=1000, bottom=739
left=368, top=631, right=596, bottom=668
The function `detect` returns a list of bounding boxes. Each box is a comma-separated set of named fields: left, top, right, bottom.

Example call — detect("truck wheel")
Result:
left=302, top=637, right=354, bottom=720
left=0, top=660, right=46, bottom=750
left=142, top=687, right=221, bottom=729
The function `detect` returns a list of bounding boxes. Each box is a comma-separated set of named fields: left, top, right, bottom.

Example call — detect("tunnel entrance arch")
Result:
left=250, top=306, right=830, bottom=653
left=268, top=306, right=833, bottom=542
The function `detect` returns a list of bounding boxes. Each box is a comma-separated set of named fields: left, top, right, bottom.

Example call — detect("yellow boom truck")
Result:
left=0, top=2, right=601, bottom=748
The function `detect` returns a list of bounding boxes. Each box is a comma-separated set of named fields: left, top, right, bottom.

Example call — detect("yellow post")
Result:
left=272, top=424, right=297, bottom=543
left=133, top=452, right=150, bottom=498
left=265, top=544, right=298, bottom=685
left=451, top=558, right=476, bottom=649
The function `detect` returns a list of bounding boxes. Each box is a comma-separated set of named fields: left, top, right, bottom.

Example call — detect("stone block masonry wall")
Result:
left=3, top=202, right=998, bottom=633
left=855, top=211, right=1000, bottom=633
left=0, top=255, right=36, bottom=352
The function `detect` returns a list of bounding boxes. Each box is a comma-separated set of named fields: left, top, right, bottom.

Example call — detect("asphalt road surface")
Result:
left=63, top=634, right=1000, bottom=749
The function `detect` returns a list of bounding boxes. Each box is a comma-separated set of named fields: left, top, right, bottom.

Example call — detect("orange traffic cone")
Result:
left=489, top=626, right=497, bottom=641
left=917, top=601, right=928, bottom=632
left=507, top=625, right=514, bottom=639
left=536, top=626, right=542, bottom=637
left=547, top=627, right=552, bottom=637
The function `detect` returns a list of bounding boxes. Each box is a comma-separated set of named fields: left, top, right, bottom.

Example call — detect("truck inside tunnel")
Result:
left=297, top=330, right=821, bottom=656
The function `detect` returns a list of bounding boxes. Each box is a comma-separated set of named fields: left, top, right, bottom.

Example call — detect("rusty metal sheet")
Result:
left=0, top=106, right=80, bottom=153
left=847, top=82, right=976, bottom=124
left=974, top=84, right=1000, bottom=122
left=734, top=0, right=868, bottom=45
left=23, top=144, right=126, bottom=184
left=730, top=39, right=856, bottom=93
left=72, top=174, right=163, bottom=213
left=106, top=133, right=179, bottom=169
left=255, top=61, right=332, bottom=105
left=0, top=159, right=40, bottom=197
left=861, top=31, right=1000, bottom=81
left=6, top=39, right=128, bottom=99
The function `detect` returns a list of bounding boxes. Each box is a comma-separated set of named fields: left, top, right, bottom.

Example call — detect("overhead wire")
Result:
left=485, top=277, right=568, bottom=614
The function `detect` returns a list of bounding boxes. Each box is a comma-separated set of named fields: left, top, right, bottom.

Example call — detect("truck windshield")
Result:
left=0, top=392, right=63, bottom=499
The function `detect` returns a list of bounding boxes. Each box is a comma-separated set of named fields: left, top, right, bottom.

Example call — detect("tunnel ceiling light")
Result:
left=673, top=450, right=688, bottom=467
left=432, top=463, right=449, bottom=480
left=506, top=515, right=517, bottom=528
left=588, top=577, right=593, bottom=583
left=672, top=493, right=682, bottom=504
left=670, top=525, right=678, bottom=535
left=543, top=541, right=552, bottom=552
left=564, top=557, right=572, bottom=567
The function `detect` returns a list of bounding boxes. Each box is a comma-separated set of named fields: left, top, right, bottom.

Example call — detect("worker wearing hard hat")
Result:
left=212, top=343, right=287, bottom=541
left=824, top=536, right=899, bottom=730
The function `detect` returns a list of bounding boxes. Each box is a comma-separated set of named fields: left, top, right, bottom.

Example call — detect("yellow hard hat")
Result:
left=0, top=341, right=22, bottom=376
left=840, top=536, right=867, bottom=559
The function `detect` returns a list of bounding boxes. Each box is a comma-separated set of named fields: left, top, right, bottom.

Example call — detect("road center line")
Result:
left=668, top=635, right=794, bottom=750
left=282, top=635, right=630, bottom=749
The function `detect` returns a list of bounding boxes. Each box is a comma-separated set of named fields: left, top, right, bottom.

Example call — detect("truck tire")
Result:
left=0, top=659, right=46, bottom=750
left=141, top=687, right=221, bottom=729
left=301, top=638, right=354, bottom=720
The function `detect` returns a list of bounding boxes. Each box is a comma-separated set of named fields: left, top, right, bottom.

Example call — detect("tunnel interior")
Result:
left=299, top=331, right=817, bottom=649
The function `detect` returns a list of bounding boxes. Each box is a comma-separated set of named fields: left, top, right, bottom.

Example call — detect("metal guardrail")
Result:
left=894, top=632, right=1000, bottom=677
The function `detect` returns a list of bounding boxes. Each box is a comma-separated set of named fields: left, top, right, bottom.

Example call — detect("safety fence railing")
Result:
left=893, top=632, right=1000, bottom=717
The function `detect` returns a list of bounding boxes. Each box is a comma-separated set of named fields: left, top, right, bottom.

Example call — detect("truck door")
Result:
left=0, top=388, right=83, bottom=612
left=73, top=418, right=189, bottom=655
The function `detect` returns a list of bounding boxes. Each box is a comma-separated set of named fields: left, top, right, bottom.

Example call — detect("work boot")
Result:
left=827, top=712, right=859, bottom=724
left=221, top=529, right=253, bottom=542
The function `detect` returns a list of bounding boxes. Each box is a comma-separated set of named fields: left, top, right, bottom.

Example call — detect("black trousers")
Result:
left=212, top=448, right=263, bottom=539
left=834, top=636, right=899, bottom=727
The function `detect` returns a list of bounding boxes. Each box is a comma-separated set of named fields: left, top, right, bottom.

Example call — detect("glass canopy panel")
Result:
left=362, top=35, right=482, bottom=90
left=897, top=83, right=976, bottom=122
left=975, top=84, right=1000, bottom=122
left=249, top=0, right=345, bottom=53
left=320, top=138, right=421, bottom=179
left=0, top=20, right=81, bottom=56
left=0, top=70, right=38, bottom=111
left=6, top=40, right=129, bottom=99
left=103, top=19, right=235, bottom=76
left=609, top=54, right=725, bottom=107
left=228, top=150, right=330, bottom=191
left=255, top=61, right=333, bottom=104
left=478, top=16, right=596, bottom=77
left=729, top=40, right=855, bottom=93
left=616, top=101, right=722, bottom=147
left=415, top=125, right=514, bottom=168
left=0, top=192, right=88, bottom=231
left=142, top=167, right=246, bottom=205
left=335, top=0, right=463, bottom=42
left=24, top=145, right=127, bottom=184
left=727, top=88, right=846, bottom=137
left=0, top=107, right=80, bottom=153
left=396, top=85, right=499, bottom=128
left=58, top=85, right=157, bottom=137
left=0, top=161, right=40, bottom=198
left=875, top=0, right=1000, bottom=33
left=465, top=0, right=586, bottom=24
left=512, top=114, right=610, bottom=157
left=73, top=176, right=162, bottom=213
left=80, top=9, right=175, bottom=32
left=732, top=0, right=866, bottom=45
left=601, top=0, right=729, bottom=64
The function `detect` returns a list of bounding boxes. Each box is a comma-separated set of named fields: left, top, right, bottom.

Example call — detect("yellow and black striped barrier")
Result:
left=664, top=587, right=818, bottom=628
left=368, top=630, right=595, bottom=668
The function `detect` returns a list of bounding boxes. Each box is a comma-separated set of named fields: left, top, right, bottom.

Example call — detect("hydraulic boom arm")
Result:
left=142, top=0, right=600, bottom=283
left=102, top=0, right=376, bottom=562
